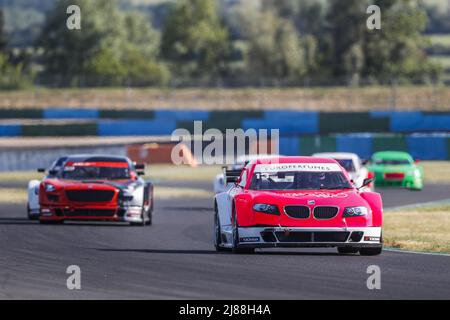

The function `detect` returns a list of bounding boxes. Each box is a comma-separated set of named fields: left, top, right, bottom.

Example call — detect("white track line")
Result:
left=384, top=247, right=450, bottom=257
left=386, top=199, right=450, bottom=211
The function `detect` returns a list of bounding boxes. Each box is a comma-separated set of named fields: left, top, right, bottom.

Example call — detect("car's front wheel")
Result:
left=130, top=207, right=148, bottom=227
left=231, top=207, right=254, bottom=254
left=27, top=203, right=37, bottom=220
left=214, top=209, right=229, bottom=252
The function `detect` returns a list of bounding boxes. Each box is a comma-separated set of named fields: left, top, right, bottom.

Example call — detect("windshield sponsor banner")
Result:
left=279, top=192, right=349, bottom=198
left=254, top=163, right=342, bottom=173
left=65, top=162, right=129, bottom=168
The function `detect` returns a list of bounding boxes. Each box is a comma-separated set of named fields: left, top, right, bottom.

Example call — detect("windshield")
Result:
left=249, top=171, right=352, bottom=190
left=61, top=165, right=131, bottom=180
left=374, top=159, right=411, bottom=165
left=335, top=159, right=355, bottom=172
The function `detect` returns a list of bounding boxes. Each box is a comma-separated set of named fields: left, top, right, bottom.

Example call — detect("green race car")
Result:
left=368, top=151, right=424, bottom=191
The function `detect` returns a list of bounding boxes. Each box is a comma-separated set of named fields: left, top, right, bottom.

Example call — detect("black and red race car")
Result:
left=38, top=155, right=153, bottom=226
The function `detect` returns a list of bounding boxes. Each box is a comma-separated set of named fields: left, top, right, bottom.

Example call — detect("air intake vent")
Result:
left=66, top=190, right=115, bottom=202
left=284, top=205, right=310, bottom=219
left=313, top=206, right=339, bottom=219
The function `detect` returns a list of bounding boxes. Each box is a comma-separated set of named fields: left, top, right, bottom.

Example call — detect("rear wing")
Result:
left=223, top=166, right=243, bottom=184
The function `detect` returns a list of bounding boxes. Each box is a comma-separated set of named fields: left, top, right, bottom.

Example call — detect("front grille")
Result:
left=284, top=205, right=310, bottom=219
left=313, top=206, right=339, bottom=219
left=47, top=195, right=59, bottom=202
left=314, top=232, right=349, bottom=242
left=64, top=209, right=116, bottom=217
left=274, top=231, right=350, bottom=243
left=65, top=190, right=115, bottom=202
left=261, top=231, right=277, bottom=242
left=275, top=231, right=311, bottom=242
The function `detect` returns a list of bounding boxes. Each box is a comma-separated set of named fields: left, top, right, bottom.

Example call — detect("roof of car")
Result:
left=252, top=156, right=338, bottom=165
left=312, top=152, right=360, bottom=160
left=372, top=151, right=413, bottom=160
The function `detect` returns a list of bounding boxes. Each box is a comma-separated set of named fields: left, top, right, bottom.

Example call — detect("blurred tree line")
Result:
left=0, top=8, right=34, bottom=89
left=0, top=0, right=444, bottom=88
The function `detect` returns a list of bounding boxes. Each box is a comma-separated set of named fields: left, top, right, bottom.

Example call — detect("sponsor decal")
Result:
left=240, top=237, right=260, bottom=243
left=364, top=236, right=380, bottom=242
left=254, top=163, right=342, bottom=173
left=279, top=192, right=349, bottom=199
left=66, top=162, right=129, bottom=168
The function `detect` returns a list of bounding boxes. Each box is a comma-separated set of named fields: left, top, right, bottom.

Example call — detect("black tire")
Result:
left=214, top=206, right=229, bottom=252
left=231, top=207, right=254, bottom=254
left=39, top=219, right=63, bottom=225
left=27, top=204, right=37, bottom=220
left=130, top=215, right=146, bottom=226
left=145, top=206, right=153, bottom=226
left=130, top=206, right=148, bottom=227
left=359, top=246, right=382, bottom=256
left=337, top=247, right=359, bottom=254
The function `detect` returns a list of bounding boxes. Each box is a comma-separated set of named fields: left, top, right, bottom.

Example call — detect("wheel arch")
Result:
left=360, top=192, right=383, bottom=226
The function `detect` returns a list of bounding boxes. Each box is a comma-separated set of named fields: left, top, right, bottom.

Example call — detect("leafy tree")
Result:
left=161, top=0, right=230, bottom=81
left=264, top=0, right=328, bottom=37
left=323, top=0, right=439, bottom=84
left=363, top=0, right=441, bottom=83
left=39, top=0, right=168, bottom=86
left=0, top=9, right=6, bottom=52
left=0, top=53, right=33, bottom=89
left=239, top=8, right=306, bottom=83
left=324, top=0, right=368, bottom=83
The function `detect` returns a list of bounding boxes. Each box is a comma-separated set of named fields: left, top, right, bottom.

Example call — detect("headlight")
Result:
left=253, top=203, right=280, bottom=215
left=343, top=206, right=368, bottom=217
left=45, top=184, right=56, bottom=193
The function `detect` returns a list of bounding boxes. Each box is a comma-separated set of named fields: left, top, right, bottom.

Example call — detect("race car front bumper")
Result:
left=39, top=205, right=145, bottom=223
left=235, top=226, right=382, bottom=248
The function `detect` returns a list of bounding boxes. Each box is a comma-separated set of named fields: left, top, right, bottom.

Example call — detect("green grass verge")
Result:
left=421, top=161, right=450, bottom=184
left=0, top=188, right=27, bottom=204
left=146, top=164, right=221, bottom=182
left=384, top=203, right=450, bottom=253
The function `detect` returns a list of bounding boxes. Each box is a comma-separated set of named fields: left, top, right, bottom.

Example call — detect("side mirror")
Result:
left=37, top=168, right=46, bottom=173
left=48, top=169, right=58, bottom=176
left=135, top=164, right=145, bottom=170
left=135, top=164, right=145, bottom=176
left=361, top=159, right=369, bottom=166
left=224, top=168, right=242, bottom=184
left=359, top=178, right=374, bottom=190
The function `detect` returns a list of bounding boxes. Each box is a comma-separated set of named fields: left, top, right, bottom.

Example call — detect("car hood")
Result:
left=247, top=189, right=367, bottom=207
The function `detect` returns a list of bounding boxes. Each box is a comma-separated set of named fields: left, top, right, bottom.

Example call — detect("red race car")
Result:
left=39, top=155, right=153, bottom=226
left=214, top=156, right=382, bottom=255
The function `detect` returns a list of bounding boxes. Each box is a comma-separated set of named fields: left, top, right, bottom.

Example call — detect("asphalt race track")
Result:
left=0, top=182, right=449, bottom=299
